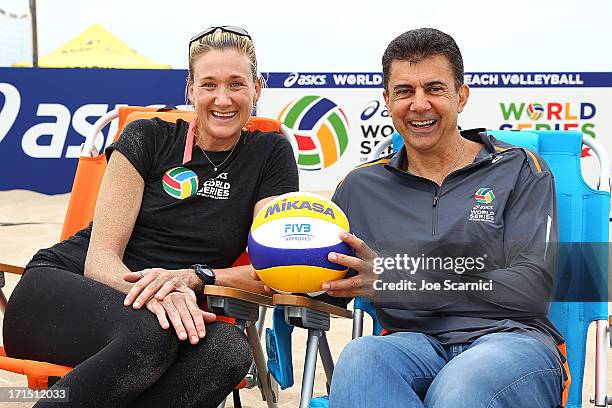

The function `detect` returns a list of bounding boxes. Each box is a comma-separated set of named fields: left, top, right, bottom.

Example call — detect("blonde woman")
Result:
left=4, top=26, right=298, bottom=408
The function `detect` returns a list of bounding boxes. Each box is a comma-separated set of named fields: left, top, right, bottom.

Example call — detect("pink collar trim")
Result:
left=182, top=119, right=197, bottom=164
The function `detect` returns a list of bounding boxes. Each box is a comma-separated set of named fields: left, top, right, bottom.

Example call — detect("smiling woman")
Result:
left=187, top=28, right=261, bottom=151
left=2, top=26, right=299, bottom=408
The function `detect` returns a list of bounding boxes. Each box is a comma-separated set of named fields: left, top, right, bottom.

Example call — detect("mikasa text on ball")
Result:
left=248, top=192, right=353, bottom=294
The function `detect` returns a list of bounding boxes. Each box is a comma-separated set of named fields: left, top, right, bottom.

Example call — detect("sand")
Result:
left=0, top=190, right=608, bottom=407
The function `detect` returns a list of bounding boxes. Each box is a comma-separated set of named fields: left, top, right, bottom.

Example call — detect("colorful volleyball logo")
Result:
left=162, top=167, right=199, bottom=199
left=527, top=103, right=544, bottom=120
left=474, top=188, right=495, bottom=204
left=278, top=96, right=349, bottom=170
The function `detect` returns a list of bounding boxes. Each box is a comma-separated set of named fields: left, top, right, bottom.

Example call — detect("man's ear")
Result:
left=457, top=84, right=470, bottom=113
left=383, top=89, right=391, bottom=116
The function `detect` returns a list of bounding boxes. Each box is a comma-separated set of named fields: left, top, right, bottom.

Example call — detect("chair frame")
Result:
left=83, top=108, right=299, bottom=161
left=271, top=295, right=352, bottom=408
left=204, top=286, right=279, bottom=407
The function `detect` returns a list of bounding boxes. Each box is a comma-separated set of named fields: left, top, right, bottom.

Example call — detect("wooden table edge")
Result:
left=203, top=285, right=274, bottom=307
left=272, top=294, right=353, bottom=319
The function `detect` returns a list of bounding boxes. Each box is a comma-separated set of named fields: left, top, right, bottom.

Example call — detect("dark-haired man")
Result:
left=324, top=28, right=565, bottom=407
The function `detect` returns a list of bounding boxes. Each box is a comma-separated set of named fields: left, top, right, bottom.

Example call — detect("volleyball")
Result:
left=248, top=192, right=353, bottom=294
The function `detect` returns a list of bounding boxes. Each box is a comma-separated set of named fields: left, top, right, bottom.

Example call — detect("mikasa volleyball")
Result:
left=248, top=192, right=353, bottom=294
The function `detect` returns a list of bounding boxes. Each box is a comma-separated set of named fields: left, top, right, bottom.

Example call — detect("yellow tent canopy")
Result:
left=14, top=24, right=170, bottom=69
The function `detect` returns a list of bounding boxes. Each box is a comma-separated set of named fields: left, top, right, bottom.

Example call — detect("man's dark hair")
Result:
left=382, top=28, right=464, bottom=91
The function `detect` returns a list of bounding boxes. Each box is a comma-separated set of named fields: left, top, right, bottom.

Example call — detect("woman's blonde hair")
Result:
left=188, top=28, right=258, bottom=84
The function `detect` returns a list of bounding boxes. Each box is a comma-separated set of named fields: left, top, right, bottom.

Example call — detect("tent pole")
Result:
left=30, top=0, right=38, bottom=67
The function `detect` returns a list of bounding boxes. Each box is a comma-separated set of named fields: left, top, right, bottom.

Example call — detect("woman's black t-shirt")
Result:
left=28, top=118, right=299, bottom=273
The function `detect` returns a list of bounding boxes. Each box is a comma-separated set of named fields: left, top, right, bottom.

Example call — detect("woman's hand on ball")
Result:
left=323, top=232, right=378, bottom=299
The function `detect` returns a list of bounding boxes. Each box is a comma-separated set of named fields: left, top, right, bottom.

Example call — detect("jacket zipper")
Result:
left=432, top=186, right=439, bottom=236
left=391, top=155, right=496, bottom=236
left=432, top=156, right=496, bottom=236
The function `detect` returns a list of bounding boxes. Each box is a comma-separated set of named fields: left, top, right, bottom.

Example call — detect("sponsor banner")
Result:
left=0, top=67, right=186, bottom=194
left=258, top=78, right=612, bottom=192
left=268, top=72, right=384, bottom=88
left=2, top=68, right=611, bottom=193
left=463, top=72, right=612, bottom=88
left=267, top=72, right=612, bottom=88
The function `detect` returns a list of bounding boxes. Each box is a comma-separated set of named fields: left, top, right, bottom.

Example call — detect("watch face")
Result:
left=195, top=264, right=215, bottom=285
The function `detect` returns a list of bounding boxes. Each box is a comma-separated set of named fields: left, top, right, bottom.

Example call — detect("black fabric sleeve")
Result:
left=255, top=135, right=299, bottom=202
left=105, top=119, right=160, bottom=181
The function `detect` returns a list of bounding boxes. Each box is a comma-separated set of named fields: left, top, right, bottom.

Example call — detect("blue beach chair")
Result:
left=491, top=130, right=610, bottom=408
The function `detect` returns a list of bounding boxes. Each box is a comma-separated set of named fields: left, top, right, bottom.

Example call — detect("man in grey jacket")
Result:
left=324, top=28, right=565, bottom=407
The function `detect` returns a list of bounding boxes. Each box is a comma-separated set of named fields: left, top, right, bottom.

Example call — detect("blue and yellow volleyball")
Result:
left=248, top=192, right=353, bottom=294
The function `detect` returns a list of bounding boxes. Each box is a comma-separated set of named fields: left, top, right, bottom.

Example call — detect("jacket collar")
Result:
left=386, top=128, right=497, bottom=175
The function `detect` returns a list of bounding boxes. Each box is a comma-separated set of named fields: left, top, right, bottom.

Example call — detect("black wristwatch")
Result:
left=191, top=264, right=216, bottom=288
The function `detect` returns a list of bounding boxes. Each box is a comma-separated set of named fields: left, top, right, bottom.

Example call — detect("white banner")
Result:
left=258, top=73, right=612, bottom=192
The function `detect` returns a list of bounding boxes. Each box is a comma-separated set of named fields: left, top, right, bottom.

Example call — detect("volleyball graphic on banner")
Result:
left=162, top=167, right=199, bottom=199
left=248, top=192, right=353, bottom=294
left=527, top=103, right=544, bottom=120
left=277, top=96, right=350, bottom=170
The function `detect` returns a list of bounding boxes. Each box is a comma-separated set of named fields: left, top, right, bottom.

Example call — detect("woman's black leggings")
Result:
left=3, top=266, right=252, bottom=408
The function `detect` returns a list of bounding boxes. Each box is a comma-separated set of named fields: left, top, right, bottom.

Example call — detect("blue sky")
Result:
left=2, top=0, right=611, bottom=71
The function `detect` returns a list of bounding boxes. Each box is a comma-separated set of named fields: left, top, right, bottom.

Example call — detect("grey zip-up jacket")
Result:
left=332, top=128, right=563, bottom=354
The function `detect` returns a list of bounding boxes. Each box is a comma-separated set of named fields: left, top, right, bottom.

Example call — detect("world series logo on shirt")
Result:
left=197, top=172, right=231, bottom=200
left=469, top=188, right=496, bottom=223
